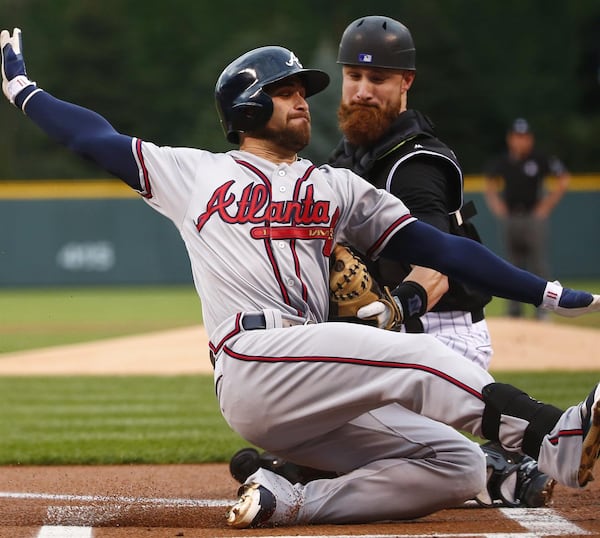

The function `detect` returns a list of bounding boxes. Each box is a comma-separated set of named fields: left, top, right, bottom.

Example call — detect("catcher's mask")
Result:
left=337, top=15, right=416, bottom=71
left=215, top=46, right=330, bottom=144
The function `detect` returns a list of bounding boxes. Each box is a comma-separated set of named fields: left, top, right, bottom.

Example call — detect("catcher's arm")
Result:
left=403, top=265, right=448, bottom=310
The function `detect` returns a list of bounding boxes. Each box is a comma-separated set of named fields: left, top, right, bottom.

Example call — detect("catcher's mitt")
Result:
left=329, top=244, right=403, bottom=330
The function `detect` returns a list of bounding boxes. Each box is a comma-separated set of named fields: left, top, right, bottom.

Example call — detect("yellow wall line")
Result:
left=0, top=175, right=599, bottom=199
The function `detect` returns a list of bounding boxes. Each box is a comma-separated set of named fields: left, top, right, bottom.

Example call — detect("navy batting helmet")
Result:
left=337, top=16, right=416, bottom=71
left=215, top=46, right=330, bottom=144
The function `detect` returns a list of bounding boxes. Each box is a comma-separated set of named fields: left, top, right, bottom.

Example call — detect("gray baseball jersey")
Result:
left=130, top=141, right=584, bottom=523
left=134, top=143, right=414, bottom=336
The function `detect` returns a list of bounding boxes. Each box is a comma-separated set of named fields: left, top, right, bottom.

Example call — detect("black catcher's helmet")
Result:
left=215, top=46, right=330, bottom=144
left=337, top=15, right=416, bottom=71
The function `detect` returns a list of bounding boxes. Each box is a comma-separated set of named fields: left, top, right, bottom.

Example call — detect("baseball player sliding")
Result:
left=2, top=28, right=600, bottom=529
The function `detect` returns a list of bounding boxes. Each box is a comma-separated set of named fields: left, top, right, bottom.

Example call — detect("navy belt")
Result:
left=242, top=312, right=313, bottom=330
left=241, top=313, right=269, bottom=330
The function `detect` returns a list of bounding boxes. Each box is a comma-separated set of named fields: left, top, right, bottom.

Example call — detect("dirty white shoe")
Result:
left=226, top=467, right=304, bottom=527
left=226, top=482, right=276, bottom=528
left=578, top=383, right=600, bottom=486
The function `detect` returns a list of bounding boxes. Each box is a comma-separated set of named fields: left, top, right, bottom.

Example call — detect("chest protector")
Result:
left=329, top=110, right=492, bottom=313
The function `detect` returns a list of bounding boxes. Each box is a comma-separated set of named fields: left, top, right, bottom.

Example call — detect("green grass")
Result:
left=0, top=371, right=597, bottom=465
left=0, top=375, right=248, bottom=465
left=0, top=285, right=203, bottom=353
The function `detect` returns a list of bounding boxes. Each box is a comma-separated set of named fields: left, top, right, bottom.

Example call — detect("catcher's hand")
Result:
left=1, top=27, right=36, bottom=107
left=329, top=244, right=403, bottom=330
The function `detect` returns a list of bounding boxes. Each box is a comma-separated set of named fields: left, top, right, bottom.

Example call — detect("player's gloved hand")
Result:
left=357, top=280, right=428, bottom=329
left=540, top=280, right=600, bottom=317
left=1, top=27, right=37, bottom=109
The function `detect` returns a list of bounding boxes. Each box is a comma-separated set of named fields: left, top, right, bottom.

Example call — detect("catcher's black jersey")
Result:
left=329, top=109, right=492, bottom=314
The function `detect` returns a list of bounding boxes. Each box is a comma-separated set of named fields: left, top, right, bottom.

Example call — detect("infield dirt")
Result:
left=0, top=317, right=598, bottom=374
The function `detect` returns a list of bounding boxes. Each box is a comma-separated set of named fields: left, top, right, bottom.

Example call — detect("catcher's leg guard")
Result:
left=474, top=441, right=518, bottom=507
left=474, top=441, right=555, bottom=508
left=481, top=383, right=563, bottom=460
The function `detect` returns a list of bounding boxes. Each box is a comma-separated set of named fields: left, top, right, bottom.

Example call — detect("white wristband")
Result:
left=540, top=280, right=563, bottom=310
left=21, top=87, right=43, bottom=113
left=6, top=75, right=35, bottom=103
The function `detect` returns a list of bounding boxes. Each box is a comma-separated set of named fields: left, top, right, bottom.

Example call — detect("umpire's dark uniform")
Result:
left=484, top=148, right=568, bottom=319
left=329, top=109, right=492, bottom=368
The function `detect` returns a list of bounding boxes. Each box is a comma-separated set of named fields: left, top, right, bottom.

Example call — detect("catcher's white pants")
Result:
left=404, top=310, right=493, bottom=370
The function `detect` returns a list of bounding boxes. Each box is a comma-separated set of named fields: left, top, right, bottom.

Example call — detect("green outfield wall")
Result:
left=0, top=177, right=599, bottom=286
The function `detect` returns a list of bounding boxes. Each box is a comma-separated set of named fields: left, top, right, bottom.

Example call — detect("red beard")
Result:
left=337, top=102, right=399, bottom=147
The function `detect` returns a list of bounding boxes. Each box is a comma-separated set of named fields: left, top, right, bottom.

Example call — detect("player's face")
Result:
left=507, top=132, right=534, bottom=159
left=338, top=66, right=412, bottom=146
left=257, top=77, right=311, bottom=152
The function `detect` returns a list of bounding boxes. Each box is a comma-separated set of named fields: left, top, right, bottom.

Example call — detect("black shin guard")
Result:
left=482, top=383, right=563, bottom=460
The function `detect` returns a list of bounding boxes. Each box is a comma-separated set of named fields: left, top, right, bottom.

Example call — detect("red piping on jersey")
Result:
left=135, top=139, right=152, bottom=199
left=366, top=214, right=414, bottom=259
left=264, top=239, right=294, bottom=308
left=290, top=239, right=308, bottom=304
left=298, top=164, right=318, bottom=184
left=209, top=313, right=243, bottom=355
left=235, top=159, right=272, bottom=189
left=290, top=165, right=319, bottom=304
left=548, top=428, right=584, bottom=446
left=222, top=345, right=484, bottom=400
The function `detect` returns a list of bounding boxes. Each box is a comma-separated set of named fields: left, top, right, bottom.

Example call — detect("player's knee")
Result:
left=450, top=441, right=487, bottom=502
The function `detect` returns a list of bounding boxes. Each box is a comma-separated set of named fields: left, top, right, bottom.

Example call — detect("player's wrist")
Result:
left=391, top=280, right=428, bottom=320
left=13, top=83, right=40, bottom=112
left=540, top=280, right=562, bottom=310
left=5, top=74, right=33, bottom=101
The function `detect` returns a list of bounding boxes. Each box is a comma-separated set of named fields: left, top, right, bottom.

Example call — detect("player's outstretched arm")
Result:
left=382, top=220, right=600, bottom=317
left=1, top=28, right=139, bottom=188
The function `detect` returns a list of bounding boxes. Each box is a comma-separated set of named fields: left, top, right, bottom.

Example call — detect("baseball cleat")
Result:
left=229, top=447, right=261, bottom=484
left=230, top=447, right=338, bottom=484
left=578, top=383, right=600, bottom=487
left=226, top=482, right=276, bottom=528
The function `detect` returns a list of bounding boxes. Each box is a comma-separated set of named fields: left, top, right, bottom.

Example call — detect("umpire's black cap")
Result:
left=509, top=118, right=532, bottom=134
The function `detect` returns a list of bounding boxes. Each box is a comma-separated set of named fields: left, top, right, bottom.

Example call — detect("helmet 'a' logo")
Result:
left=286, top=51, right=302, bottom=68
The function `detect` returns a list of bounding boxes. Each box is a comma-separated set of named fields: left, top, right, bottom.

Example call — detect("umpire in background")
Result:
left=484, top=118, right=570, bottom=320
left=328, top=15, right=553, bottom=508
